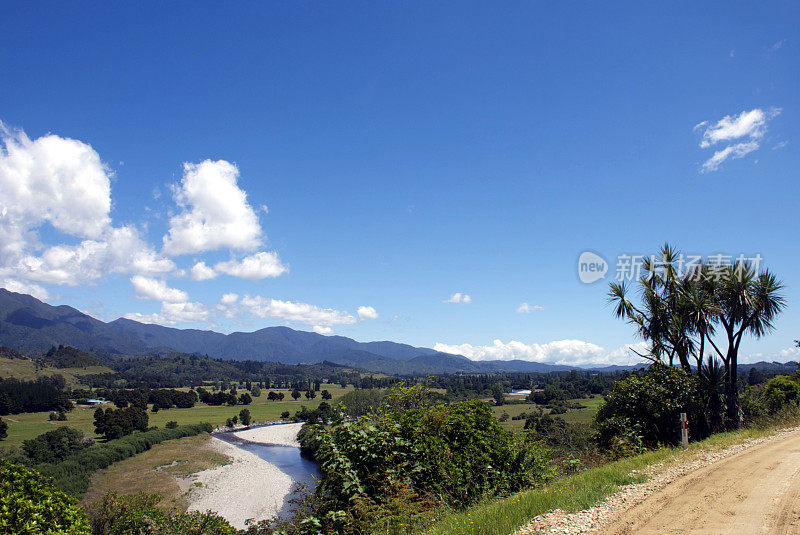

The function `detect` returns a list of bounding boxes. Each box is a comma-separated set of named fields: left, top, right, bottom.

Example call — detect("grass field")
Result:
left=80, top=433, right=227, bottom=510
left=492, top=395, right=604, bottom=430
left=0, top=356, right=114, bottom=387
left=0, top=384, right=353, bottom=448
left=561, top=395, right=604, bottom=424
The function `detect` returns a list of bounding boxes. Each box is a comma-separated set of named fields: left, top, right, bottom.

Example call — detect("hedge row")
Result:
left=36, top=423, right=213, bottom=496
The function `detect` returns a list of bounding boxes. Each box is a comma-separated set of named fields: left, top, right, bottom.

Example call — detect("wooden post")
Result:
left=680, top=412, right=689, bottom=450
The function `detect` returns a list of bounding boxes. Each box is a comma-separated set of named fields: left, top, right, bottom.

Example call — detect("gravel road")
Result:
left=518, top=425, right=800, bottom=535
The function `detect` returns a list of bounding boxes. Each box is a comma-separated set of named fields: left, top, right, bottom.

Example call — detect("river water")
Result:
left=216, top=430, right=321, bottom=518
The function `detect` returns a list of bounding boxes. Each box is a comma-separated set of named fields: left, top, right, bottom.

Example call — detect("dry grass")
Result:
left=80, top=433, right=230, bottom=511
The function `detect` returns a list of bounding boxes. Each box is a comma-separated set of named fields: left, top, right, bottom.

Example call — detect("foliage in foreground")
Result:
left=88, top=492, right=236, bottom=535
left=295, top=383, right=553, bottom=534
left=0, top=458, right=91, bottom=535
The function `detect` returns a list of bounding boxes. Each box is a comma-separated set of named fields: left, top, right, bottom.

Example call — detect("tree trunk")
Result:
left=725, top=345, right=741, bottom=428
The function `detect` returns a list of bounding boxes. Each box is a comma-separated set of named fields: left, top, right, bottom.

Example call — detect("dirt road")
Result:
left=604, top=427, right=800, bottom=535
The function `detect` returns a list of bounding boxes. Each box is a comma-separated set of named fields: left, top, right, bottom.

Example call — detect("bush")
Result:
left=165, top=421, right=179, bottom=429
left=88, top=492, right=235, bottom=534
left=36, top=423, right=212, bottom=496
left=763, top=376, right=800, bottom=414
left=0, top=459, right=91, bottom=534
left=94, top=406, right=149, bottom=440
left=239, top=408, right=251, bottom=426
left=0, top=417, right=6, bottom=440
left=22, top=427, right=92, bottom=464
left=594, top=364, right=700, bottom=450
left=298, top=384, right=552, bottom=533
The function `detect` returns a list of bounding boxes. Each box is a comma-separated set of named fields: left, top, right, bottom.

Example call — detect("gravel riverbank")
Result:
left=184, top=423, right=305, bottom=529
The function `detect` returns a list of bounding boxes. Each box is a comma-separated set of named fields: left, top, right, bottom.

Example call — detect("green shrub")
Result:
left=165, top=421, right=179, bottom=429
left=763, top=376, right=800, bottom=414
left=298, top=384, right=552, bottom=533
left=0, top=459, right=91, bottom=534
left=22, top=427, right=92, bottom=464
left=594, top=364, right=700, bottom=450
left=0, top=417, right=6, bottom=440
left=88, top=492, right=236, bottom=534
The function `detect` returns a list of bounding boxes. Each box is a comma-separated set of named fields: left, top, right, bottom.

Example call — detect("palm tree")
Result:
left=714, top=264, right=786, bottom=425
left=609, top=245, right=786, bottom=429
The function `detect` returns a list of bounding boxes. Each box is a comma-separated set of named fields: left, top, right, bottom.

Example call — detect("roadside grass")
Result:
left=421, top=414, right=800, bottom=535
left=0, top=384, right=352, bottom=448
left=80, top=433, right=228, bottom=511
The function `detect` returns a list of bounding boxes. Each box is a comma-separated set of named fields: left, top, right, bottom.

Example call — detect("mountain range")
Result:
left=0, top=288, right=641, bottom=375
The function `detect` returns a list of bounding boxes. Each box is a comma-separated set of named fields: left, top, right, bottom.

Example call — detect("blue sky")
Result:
left=1, top=2, right=798, bottom=365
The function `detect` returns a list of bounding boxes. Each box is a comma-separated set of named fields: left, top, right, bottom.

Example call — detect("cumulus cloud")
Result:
left=0, top=126, right=112, bottom=257
left=444, top=292, right=471, bottom=304
left=190, top=261, right=217, bottom=281
left=240, top=295, right=357, bottom=327
left=433, top=339, right=647, bottom=366
left=0, top=127, right=176, bottom=289
left=130, top=276, right=188, bottom=303
left=0, top=278, right=50, bottom=300
left=357, top=306, right=379, bottom=320
left=214, top=251, right=287, bottom=280
left=1, top=225, right=175, bottom=286
left=697, top=108, right=780, bottom=172
left=516, top=302, right=543, bottom=314
left=162, top=160, right=263, bottom=255
left=313, top=325, right=333, bottom=335
left=124, top=300, right=209, bottom=325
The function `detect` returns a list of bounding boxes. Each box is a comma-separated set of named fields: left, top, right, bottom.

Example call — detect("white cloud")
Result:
left=1, top=225, right=175, bottom=286
left=161, top=301, right=209, bottom=323
left=214, top=251, right=287, bottom=280
left=240, top=295, right=357, bottom=327
left=0, top=126, right=112, bottom=257
left=699, top=109, right=771, bottom=148
left=162, top=160, right=263, bottom=255
left=0, top=127, right=176, bottom=289
left=516, top=302, right=543, bottom=314
left=357, top=305, right=379, bottom=320
left=433, top=339, right=647, bottom=367
left=773, top=140, right=789, bottom=150
left=124, top=300, right=209, bottom=326
left=216, top=292, right=239, bottom=318
left=220, top=293, right=239, bottom=306
left=130, top=276, right=188, bottom=303
left=701, top=141, right=760, bottom=172
left=0, top=278, right=50, bottom=300
left=444, top=292, right=471, bottom=304
left=190, top=261, right=217, bottom=281
left=313, top=325, right=333, bottom=335
left=697, top=108, right=781, bottom=172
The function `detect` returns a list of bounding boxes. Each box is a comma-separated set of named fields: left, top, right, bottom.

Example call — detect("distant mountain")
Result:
left=6, top=289, right=780, bottom=376
left=0, top=289, right=449, bottom=373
